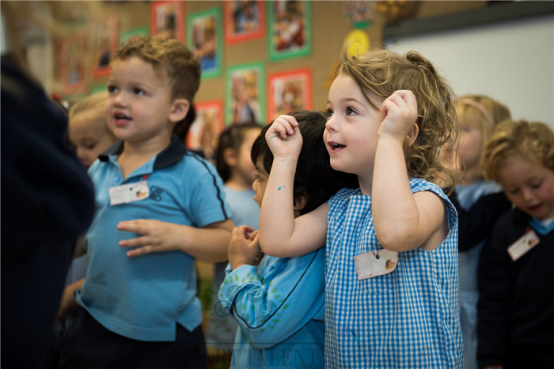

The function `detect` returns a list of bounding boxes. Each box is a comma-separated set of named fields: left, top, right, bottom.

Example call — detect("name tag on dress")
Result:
left=507, top=229, right=539, bottom=261
left=354, top=249, right=398, bottom=280
left=109, top=180, right=149, bottom=206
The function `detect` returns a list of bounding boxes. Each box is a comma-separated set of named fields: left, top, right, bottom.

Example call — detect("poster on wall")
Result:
left=268, top=68, right=312, bottom=122
left=60, top=35, right=86, bottom=94
left=186, top=101, right=224, bottom=162
left=187, top=8, right=223, bottom=79
left=226, top=62, right=265, bottom=125
left=268, top=0, right=311, bottom=61
left=151, top=0, right=185, bottom=41
left=91, top=16, right=119, bottom=76
left=224, top=0, right=265, bottom=44
left=343, top=0, right=375, bottom=28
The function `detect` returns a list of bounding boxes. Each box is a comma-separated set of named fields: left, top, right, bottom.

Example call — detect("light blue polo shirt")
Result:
left=75, top=137, right=231, bottom=342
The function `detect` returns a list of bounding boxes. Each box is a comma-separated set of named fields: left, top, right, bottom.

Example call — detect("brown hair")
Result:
left=113, top=36, right=200, bottom=103
left=69, top=91, right=109, bottom=121
left=337, top=48, right=459, bottom=183
left=482, top=119, right=554, bottom=182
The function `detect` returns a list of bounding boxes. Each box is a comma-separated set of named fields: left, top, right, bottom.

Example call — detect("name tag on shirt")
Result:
left=507, top=229, right=540, bottom=261
left=109, top=180, right=149, bottom=206
left=354, top=249, right=398, bottom=280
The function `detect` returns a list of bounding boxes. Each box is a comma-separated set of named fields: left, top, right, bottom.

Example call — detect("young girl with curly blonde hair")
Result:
left=258, top=48, right=463, bottom=368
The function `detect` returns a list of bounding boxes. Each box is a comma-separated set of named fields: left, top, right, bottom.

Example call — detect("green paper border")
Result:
left=119, top=27, right=149, bottom=45
left=226, top=62, right=266, bottom=124
left=268, top=0, right=311, bottom=61
left=187, top=7, right=223, bottom=80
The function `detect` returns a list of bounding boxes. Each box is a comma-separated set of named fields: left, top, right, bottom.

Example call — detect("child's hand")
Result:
left=57, top=279, right=83, bottom=323
left=265, top=115, right=303, bottom=159
left=228, top=225, right=262, bottom=270
left=118, top=220, right=182, bottom=257
left=378, top=90, right=419, bottom=142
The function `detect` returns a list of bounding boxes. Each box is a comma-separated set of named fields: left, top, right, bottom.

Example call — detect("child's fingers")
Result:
left=117, top=220, right=148, bottom=235
left=126, top=245, right=154, bottom=257
left=119, top=236, right=149, bottom=247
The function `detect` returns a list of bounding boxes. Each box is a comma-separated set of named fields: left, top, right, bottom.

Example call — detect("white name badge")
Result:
left=507, top=229, right=540, bottom=261
left=354, top=249, right=398, bottom=280
left=109, top=180, right=149, bottom=206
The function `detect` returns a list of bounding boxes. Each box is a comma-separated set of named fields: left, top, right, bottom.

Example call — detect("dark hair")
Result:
left=215, top=122, right=261, bottom=182
left=251, top=111, right=358, bottom=215
left=173, top=104, right=197, bottom=142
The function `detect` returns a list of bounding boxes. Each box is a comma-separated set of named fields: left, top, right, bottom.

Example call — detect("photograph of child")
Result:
left=91, top=16, right=118, bottom=76
left=151, top=1, right=184, bottom=41
left=225, top=1, right=265, bottom=43
left=189, top=8, right=222, bottom=78
left=227, top=63, right=264, bottom=124
left=186, top=101, right=224, bottom=163
left=269, top=0, right=311, bottom=60
left=268, top=68, right=311, bottom=121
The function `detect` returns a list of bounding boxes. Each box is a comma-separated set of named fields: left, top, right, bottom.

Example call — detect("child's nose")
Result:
left=522, top=188, right=535, bottom=201
left=325, top=116, right=337, bottom=132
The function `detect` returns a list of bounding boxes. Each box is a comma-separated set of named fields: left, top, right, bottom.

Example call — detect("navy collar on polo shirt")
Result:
left=98, top=136, right=187, bottom=169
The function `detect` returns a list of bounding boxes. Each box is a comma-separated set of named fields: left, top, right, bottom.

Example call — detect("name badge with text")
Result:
left=109, top=180, right=149, bottom=206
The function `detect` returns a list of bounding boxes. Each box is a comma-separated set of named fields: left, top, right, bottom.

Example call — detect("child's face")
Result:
left=458, top=120, right=483, bottom=174
left=235, top=128, right=262, bottom=185
left=252, top=157, right=268, bottom=208
left=105, top=57, right=177, bottom=145
left=498, top=156, right=554, bottom=221
left=324, top=73, right=383, bottom=180
left=68, top=114, right=116, bottom=169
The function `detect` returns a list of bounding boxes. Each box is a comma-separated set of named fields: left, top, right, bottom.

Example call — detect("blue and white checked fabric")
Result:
left=325, top=178, right=463, bottom=369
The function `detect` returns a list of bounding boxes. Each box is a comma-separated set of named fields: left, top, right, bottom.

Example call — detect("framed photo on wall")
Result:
left=267, top=68, right=312, bottom=121
left=187, top=8, right=223, bottom=79
left=60, top=35, right=86, bottom=94
left=91, top=16, right=119, bottom=76
left=224, top=0, right=265, bottom=44
left=186, top=101, right=224, bottom=162
left=268, top=0, right=311, bottom=61
left=151, top=0, right=185, bottom=41
left=226, top=62, right=265, bottom=125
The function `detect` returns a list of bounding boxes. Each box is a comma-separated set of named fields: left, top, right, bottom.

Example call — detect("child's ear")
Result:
left=169, top=98, right=190, bottom=123
left=407, top=123, right=419, bottom=146
left=223, top=147, right=237, bottom=167
left=293, top=194, right=308, bottom=212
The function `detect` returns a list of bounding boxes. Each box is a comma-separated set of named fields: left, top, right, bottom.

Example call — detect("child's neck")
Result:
left=118, top=137, right=171, bottom=179
left=225, top=175, right=253, bottom=191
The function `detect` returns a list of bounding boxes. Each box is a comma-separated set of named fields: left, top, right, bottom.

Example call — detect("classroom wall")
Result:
left=386, top=13, right=554, bottom=128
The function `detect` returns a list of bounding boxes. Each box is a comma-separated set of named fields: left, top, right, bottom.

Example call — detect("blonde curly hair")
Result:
left=481, top=119, right=554, bottom=182
left=113, top=36, right=200, bottom=103
left=337, top=48, right=459, bottom=183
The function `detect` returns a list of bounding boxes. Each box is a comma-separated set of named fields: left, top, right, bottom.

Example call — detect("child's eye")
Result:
left=531, top=181, right=543, bottom=189
left=346, top=107, right=357, bottom=116
left=133, top=88, right=145, bottom=95
left=507, top=188, right=520, bottom=195
left=107, top=85, right=118, bottom=93
left=326, top=108, right=334, bottom=119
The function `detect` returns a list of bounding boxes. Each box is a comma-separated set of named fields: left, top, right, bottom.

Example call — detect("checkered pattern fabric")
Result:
left=325, top=178, right=463, bottom=369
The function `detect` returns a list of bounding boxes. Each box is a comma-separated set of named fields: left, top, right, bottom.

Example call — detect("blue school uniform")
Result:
left=75, top=137, right=231, bottom=341
left=456, top=180, right=504, bottom=369
left=219, top=249, right=325, bottom=369
left=325, top=178, right=463, bottom=369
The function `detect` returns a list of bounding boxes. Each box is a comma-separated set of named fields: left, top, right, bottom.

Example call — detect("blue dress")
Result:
left=325, top=178, right=463, bottom=368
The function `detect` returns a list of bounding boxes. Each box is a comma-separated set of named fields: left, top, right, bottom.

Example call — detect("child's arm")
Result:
left=219, top=245, right=325, bottom=348
left=117, top=219, right=233, bottom=262
left=373, top=90, right=448, bottom=252
left=258, top=115, right=328, bottom=257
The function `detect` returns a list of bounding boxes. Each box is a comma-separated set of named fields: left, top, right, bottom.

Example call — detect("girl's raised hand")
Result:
left=228, top=225, right=262, bottom=270
left=379, top=90, right=419, bottom=142
left=265, top=115, right=303, bottom=159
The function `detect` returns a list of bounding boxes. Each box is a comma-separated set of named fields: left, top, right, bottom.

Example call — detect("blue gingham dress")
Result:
left=325, top=178, right=463, bottom=369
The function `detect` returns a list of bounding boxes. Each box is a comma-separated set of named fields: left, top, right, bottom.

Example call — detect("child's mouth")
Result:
left=328, top=141, right=346, bottom=152
left=114, top=113, right=132, bottom=126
